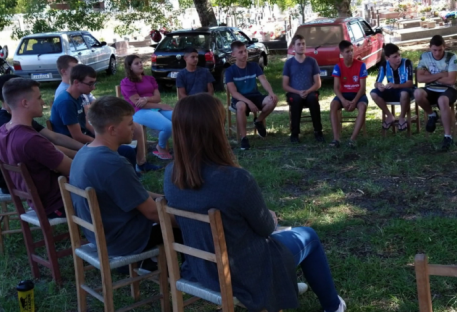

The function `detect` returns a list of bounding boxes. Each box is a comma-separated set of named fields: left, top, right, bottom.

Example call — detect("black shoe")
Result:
left=254, top=118, right=267, bottom=137
left=290, top=135, right=300, bottom=143
left=314, top=131, right=325, bottom=143
left=329, top=140, right=340, bottom=148
left=442, top=136, right=454, bottom=151
left=426, top=111, right=439, bottom=133
left=240, top=137, right=250, bottom=150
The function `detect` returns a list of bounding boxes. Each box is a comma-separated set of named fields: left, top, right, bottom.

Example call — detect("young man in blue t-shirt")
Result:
left=176, top=47, right=215, bottom=99
left=226, top=41, right=278, bottom=150
left=282, top=34, right=323, bottom=143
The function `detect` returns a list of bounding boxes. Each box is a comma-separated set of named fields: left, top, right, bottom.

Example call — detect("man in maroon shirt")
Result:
left=0, top=78, right=71, bottom=218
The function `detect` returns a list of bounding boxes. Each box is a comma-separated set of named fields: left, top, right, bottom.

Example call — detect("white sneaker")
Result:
left=298, top=282, right=308, bottom=294
left=334, top=296, right=346, bottom=312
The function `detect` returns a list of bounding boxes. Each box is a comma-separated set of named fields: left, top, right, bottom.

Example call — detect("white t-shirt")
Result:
left=417, top=51, right=457, bottom=89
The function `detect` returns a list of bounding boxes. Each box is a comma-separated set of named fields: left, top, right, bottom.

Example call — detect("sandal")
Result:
left=153, top=150, right=173, bottom=160
left=329, top=140, right=340, bottom=148
left=398, top=121, right=408, bottom=131
left=382, top=120, right=394, bottom=130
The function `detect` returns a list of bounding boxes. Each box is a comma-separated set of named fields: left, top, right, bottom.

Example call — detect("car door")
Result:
left=232, top=29, right=258, bottom=62
left=83, top=33, right=107, bottom=71
left=69, top=34, right=91, bottom=67
left=359, top=20, right=383, bottom=68
left=346, top=22, right=369, bottom=65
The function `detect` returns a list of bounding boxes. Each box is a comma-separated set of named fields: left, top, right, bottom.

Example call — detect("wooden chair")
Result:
left=382, top=68, right=421, bottom=137
left=0, top=161, right=71, bottom=285
left=156, top=197, right=244, bottom=312
left=415, top=253, right=457, bottom=311
left=339, top=110, right=367, bottom=137
left=58, top=176, right=170, bottom=312
left=115, top=85, right=150, bottom=152
left=226, top=89, right=258, bottom=143
left=0, top=190, right=18, bottom=254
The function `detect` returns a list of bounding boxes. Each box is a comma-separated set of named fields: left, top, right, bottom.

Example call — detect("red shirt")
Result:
left=332, top=59, right=368, bottom=93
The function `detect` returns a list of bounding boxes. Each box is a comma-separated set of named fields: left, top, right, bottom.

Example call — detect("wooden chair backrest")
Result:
left=155, top=197, right=234, bottom=311
left=115, top=85, right=122, bottom=98
left=58, top=176, right=109, bottom=267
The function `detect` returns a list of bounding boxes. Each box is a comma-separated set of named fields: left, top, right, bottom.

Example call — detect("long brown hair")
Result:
left=172, top=93, right=239, bottom=189
left=124, top=54, right=144, bottom=82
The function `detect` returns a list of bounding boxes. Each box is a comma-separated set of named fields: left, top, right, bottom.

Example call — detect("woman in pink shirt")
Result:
left=121, top=55, right=173, bottom=159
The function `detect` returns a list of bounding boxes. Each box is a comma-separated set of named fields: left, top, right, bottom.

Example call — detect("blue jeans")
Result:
left=272, top=227, right=340, bottom=312
left=117, top=145, right=136, bottom=168
left=133, top=109, right=173, bottom=149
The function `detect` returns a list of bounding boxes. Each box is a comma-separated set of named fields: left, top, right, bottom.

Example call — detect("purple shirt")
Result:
left=0, top=124, right=64, bottom=215
left=120, top=75, right=159, bottom=113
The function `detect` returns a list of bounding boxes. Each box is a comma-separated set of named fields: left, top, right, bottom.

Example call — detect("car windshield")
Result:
left=296, top=25, right=343, bottom=47
left=17, top=37, right=62, bottom=55
left=157, top=34, right=210, bottom=52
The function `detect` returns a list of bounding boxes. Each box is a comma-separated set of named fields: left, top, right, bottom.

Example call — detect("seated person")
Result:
left=70, top=95, right=181, bottom=257
left=164, top=93, right=346, bottom=312
left=121, top=55, right=173, bottom=160
left=226, top=41, right=278, bottom=150
left=0, top=78, right=71, bottom=218
left=176, top=47, right=215, bottom=99
left=54, top=56, right=157, bottom=172
left=282, top=34, right=323, bottom=143
left=370, top=43, right=414, bottom=132
left=51, top=64, right=141, bottom=171
left=414, top=35, right=457, bottom=151
left=330, top=40, right=368, bottom=148
left=0, top=75, right=82, bottom=194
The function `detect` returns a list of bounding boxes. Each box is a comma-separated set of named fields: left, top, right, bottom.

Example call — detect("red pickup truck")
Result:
left=287, top=17, right=384, bottom=79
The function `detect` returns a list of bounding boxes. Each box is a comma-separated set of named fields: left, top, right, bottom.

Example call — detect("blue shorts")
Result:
left=370, top=88, right=414, bottom=102
left=332, top=92, right=369, bottom=107
left=231, top=92, right=267, bottom=116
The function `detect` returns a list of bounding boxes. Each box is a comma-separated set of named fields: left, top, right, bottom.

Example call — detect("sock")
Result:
left=445, top=134, right=452, bottom=139
left=429, top=112, right=437, bottom=117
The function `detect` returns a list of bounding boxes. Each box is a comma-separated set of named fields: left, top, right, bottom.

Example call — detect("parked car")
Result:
left=151, top=26, right=269, bottom=91
left=13, top=31, right=117, bottom=82
left=287, top=17, right=384, bottom=79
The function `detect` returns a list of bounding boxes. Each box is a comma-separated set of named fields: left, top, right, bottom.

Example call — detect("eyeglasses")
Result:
left=79, top=81, right=97, bottom=87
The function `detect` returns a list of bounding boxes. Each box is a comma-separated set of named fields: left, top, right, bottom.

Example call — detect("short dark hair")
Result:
left=339, top=40, right=352, bottom=52
left=231, top=41, right=245, bottom=51
left=2, top=78, right=40, bottom=108
left=291, top=34, right=305, bottom=46
left=430, top=35, right=445, bottom=47
left=184, top=47, right=198, bottom=56
left=70, top=64, right=96, bottom=85
left=384, top=43, right=400, bottom=57
left=0, top=74, right=20, bottom=102
left=87, top=96, right=134, bottom=134
left=56, top=55, right=78, bottom=71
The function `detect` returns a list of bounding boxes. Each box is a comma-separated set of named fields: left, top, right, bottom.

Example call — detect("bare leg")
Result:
left=399, top=92, right=410, bottom=126
left=330, top=100, right=341, bottom=141
left=133, top=122, right=146, bottom=165
left=438, top=96, right=452, bottom=136
left=236, top=101, right=248, bottom=138
left=350, top=102, right=367, bottom=141
left=257, top=96, right=277, bottom=122
left=371, top=92, right=394, bottom=124
left=414, top=88, right=432, bottom=114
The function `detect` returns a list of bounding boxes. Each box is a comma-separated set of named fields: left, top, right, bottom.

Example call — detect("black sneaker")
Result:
left=329, top=140, right=340, bottom=148
left=442, top=136, right=454, bottom=151
left=314, top=131, right=325, bottom=143
left=254, top=118, right=267, bottom=138
left=348, top=140, right=357, bottom=149
left=240, top=137, right=250, bottom=150
left=290, top=135, right=300, bottom=143
left=426, top=111, right=439, bottom=133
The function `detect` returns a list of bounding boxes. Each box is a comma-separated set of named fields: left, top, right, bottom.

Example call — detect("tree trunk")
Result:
left=193, top=0, right=217, bottom=26
left=336, top=0, right=352, bottom=17
left=450, top=0, right=456, bottom=10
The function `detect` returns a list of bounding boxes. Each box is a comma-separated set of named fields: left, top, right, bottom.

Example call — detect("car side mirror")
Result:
left=100, top=41, right=107, bottom=46
left=375, top=27, right=383, bottom=34
left=251, top=38, right=259, bottom=43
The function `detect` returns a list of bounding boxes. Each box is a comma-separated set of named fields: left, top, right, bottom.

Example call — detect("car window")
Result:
left=17, top=37, right=62, bottom=55
left=216, top=31, right=233, bottom=49
left=70, top=35, right=88, bottom=51
left=232, top=30, right=249, bottom=43
left=348, top=23, right=365, bottom=42
left=83, top=34, right=100, bottom=48
left=295, top=25, right=343, bottom=47
left=157, top=34, right=210, bottom=52
left=359, top=21, right=374, bottom=36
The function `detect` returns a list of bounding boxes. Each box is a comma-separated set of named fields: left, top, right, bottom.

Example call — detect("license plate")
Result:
left=320, top=70, right=327, bottom=77
left=31, top=73, right=53, bottom=79
left=168, top=72, right=178, bottom=78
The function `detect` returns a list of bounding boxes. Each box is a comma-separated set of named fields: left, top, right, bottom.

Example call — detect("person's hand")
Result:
left=247, top=101, right=259, bottom=113
left=377, top=83, right=386, bottom=92
left=347, top=100, right=357, bottom=111
left=385, top=83, right=394, bottom=89
left=341, top=99, right=350, bottom=110
left=135, top=97, right=148, bottom=108
left=269, top=210, right=278, bottom=229
left=300, top=90, right=309, bottom=99
left=158, top=104, right=173, bottom=111
left=269, top=93, right=278, bottom=104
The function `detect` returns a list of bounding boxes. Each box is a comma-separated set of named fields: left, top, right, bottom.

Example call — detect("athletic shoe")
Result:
left=136, top=162, right=162, bottom=173
left=290, top=135, right=300, bottom=143
left=297, top=282, right=308, bottom=294
left=348, top=140, right=356, bottom=149
left=314, top=131, right=325, bottom=143
left=325, top=295, right=346, bottom=312
left=240, top=137, right=250, bottom=150
left=442, top=136, right=454, bottom=151
left=426, top=111, right=439, bottom=133
left=254, top=118, right=267, bottom=137
left=329, top=140, right=340, bottom=148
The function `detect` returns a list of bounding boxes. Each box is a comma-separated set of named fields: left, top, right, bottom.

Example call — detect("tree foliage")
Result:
left=270, top=0, right=309, bottom=22
left=0, top=0, right=18, bottom=31
left=310, top=0, right=351, bottom=18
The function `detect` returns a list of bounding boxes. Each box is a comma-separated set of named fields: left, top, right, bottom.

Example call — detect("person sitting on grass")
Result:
left=282, top=34, right=324, bottom=143
left=121, top=54, right=173, bottom=160
left=414, top=35, right=457, bottom=151
left=0, top=78, right=71, bottom=219
left=70, top=95, right=182, bottom=264
left=226, top=41, right=278, bottom=150
left=164, top=93, right=346, bottom=312
left=329, top=40, right=368, bottom=148
left=54, top=55, right=157, bottom=173
left=176, top=47, right=215, bottom=99
left=370, top=43, right=414, bottom=132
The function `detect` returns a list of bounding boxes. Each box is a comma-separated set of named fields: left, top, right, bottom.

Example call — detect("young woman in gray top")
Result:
left=164, top=93, right=346, bottom=312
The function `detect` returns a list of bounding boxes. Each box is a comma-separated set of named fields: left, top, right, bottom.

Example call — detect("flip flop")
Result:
left=382, top=120, right=394, bottom=130
left=398, top=121, right=408, bottom=131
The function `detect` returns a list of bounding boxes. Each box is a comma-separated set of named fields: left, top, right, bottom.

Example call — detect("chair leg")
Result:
left=415, top=254, right=433, bottom=312
left=129, top=262, right=140, bottom=301
left=392, top=105, right=397, bottom=134
left=20, top=220, right=40, bottom=279
left=101, top=261, right=114, bottom=312
left=227, top=109, right=232, bottom=138
left=158, top=246, right=171, bottom=312
left=0, top=202, right=7, bottom=254
left=416, top=103, right=421, bottom=133
left=74, top=256, right=87, bottom=312
left=42, top=226, right=63, bottom=286
left=382, top=111, right=387, bottom=138
left=407, top=107, right=412, bottom=137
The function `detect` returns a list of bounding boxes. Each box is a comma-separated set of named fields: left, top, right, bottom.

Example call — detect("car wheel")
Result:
left=214, top=67, right=226, bottom=92
left=259, top=55, right=266, bottom=70
left=106, top=57, right=116, bottom=75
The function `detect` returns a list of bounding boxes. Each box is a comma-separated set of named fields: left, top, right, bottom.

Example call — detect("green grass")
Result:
left=2, top=50, right=457, bottom=311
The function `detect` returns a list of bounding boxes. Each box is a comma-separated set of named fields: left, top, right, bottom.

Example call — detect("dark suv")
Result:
left=151, top=26, right=269, bottom=91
